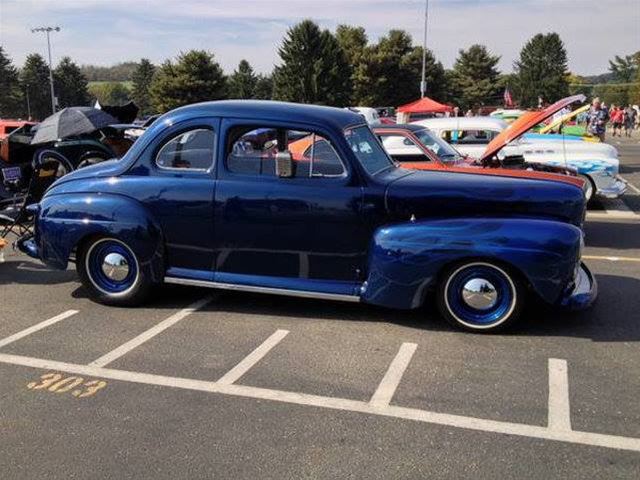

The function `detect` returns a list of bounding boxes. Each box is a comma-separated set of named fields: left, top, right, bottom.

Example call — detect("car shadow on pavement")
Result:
left=584, top=221, right=640, bottom=250
left=0, top=259, right=77, bottom=286
left=516, top=273, right=640, bottom=342
left=135, top=273, right=640, bottom=342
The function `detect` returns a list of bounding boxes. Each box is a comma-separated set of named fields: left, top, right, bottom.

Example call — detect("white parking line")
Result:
left=88, top=296, right=213, bottom=368
left=627, top=181, right=640, bottom=195
left=548, top=359, right=571, bottom=431
left=0, top=310, right=79, bottom=349
left=217, top=329, right=289, bottom=385
left=583, top=255, right=640, bottom=263
left=586, top=210, right=639, bottom=220
left=369, top=342, right=417, bottom=408
left=0, top=352, right=639, bottom=452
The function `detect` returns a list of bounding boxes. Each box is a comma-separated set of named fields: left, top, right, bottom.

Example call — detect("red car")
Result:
left=373, top=124, right=584, bottom=189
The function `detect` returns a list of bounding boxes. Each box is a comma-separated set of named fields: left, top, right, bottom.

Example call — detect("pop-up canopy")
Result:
left=397, top=97, right=453, bottom=114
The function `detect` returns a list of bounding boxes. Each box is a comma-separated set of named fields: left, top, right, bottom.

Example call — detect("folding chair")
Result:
left=0, top=149, right=72, bottom=239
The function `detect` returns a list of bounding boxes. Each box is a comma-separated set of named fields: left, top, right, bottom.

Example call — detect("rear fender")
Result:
left=36, top=193, right=164, bottom=281
left=362, top=217, right=582, bottom=309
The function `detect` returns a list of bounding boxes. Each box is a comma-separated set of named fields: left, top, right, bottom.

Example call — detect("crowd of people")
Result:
left=586, top=97, right=639, bottom=141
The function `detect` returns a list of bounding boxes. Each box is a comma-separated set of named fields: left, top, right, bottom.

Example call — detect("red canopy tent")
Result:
left=397, top=97, right=452, bottom=114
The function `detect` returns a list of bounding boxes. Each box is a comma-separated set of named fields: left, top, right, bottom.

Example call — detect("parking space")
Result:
left=1, top=143, right=639, bottom=478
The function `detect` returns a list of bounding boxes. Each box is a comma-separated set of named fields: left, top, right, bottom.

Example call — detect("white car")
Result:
left=413, top=106, right=625, bottom=200
left=347, top=107, right=381, bottom=126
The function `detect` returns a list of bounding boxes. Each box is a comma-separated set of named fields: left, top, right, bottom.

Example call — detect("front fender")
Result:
left=36, top=193, right=164, bottom=281
left=361, top=217, right=582, bottom=309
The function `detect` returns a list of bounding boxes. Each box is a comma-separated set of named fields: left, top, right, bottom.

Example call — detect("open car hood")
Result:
left=480, top=94, right=586, bottom=163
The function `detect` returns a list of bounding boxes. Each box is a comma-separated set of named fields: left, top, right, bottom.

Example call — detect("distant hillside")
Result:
left=80, top=62, right=139, bottom=82
left=581, top=72, right=616, bottom=84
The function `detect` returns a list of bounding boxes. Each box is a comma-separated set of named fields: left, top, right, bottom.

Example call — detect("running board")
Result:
left=164, top=277, right=361, bottom=303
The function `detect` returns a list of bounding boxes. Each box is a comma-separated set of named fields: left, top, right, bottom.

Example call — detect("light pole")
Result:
left=420, top=0, right=429, bottom=98
left=25, top=84, right=31, bottom=120
left=31, top=26, right=60, bottom=115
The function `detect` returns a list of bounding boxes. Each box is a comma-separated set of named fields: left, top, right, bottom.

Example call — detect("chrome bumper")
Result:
left=596, top=176, right=627, bottom=199
left=559, top=262, right=598, bottom=310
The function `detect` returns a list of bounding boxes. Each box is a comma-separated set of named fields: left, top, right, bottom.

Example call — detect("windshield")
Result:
left=413, top=128, right=463, bottom=163
left=344, top=125, right=394, bottom=175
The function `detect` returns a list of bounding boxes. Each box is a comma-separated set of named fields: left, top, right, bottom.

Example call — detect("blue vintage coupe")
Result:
left=19, top=101, right=596, bottom=332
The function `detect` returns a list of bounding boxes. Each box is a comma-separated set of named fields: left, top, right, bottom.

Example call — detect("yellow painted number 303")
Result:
left=27, top=372, right=107, bottom=398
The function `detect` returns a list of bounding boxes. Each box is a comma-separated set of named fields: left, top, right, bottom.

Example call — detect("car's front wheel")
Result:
left=437, top=261, right=525, bottom=332
left=579, top=174, right=595, bottom=203
left=77, top=237, right=151, bottom=306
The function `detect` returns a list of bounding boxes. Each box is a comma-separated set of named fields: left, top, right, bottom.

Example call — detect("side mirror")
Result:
left=275, top=150, right=294, bottom=178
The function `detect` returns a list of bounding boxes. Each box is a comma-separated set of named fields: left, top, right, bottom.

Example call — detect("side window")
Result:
left=296, top=134, right=345, bottom=177
left=227, top=127, right=345, bottom=178
left=156, top=128, right=215, bottom=171
left=442, top=130, right=498, bottom=145
left=379, top=134, right=427, bottom=161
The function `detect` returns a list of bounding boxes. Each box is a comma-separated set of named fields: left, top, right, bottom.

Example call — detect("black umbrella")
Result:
left=100, top=101, right=139, bottom=124
left=31, top=107, right=118, bottom=145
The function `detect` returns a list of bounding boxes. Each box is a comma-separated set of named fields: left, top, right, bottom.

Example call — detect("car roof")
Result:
left=164, top=100, right=365, bottom=131
left=373, top=123, right=428, bottom=133
left=412, top=116, right=508, bottom=130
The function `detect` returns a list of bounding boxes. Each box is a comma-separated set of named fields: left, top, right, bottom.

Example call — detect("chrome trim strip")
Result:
left=164, top=277, right=361, bottom=303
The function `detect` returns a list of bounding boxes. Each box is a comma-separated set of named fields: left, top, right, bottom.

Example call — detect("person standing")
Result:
left=610, top=105, right=624, bottom=137
left=587, top=98, right=609, bottom=142
left=624, top=105, right=636, bottom=137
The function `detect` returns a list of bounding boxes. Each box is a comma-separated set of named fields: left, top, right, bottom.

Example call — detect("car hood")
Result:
left=47, top=158, right=124, bottom=190
left=385, top=168, right=585, bottom=227
left=480, top=94, right=586, bottom=162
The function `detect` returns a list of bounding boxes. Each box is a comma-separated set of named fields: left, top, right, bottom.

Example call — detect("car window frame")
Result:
left=345, top=124, right=396, bottom=176
left=377, top=132, right=432, bottom=162
left=154, top=126, right=217, bottom=174
left=220, top=119, right=352, bottom=185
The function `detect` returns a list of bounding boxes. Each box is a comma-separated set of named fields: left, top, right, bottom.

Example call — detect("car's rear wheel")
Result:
left=77, top=237, right=151, bottom=306
left=437, top=261, right=525, bottom=332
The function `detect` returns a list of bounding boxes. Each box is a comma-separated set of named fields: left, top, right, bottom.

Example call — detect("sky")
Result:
left=0, top=0, right=638, bottom=76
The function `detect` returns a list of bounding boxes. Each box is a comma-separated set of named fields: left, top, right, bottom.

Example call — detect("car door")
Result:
left=123, top=118, right=219, bottom=276
left=213, top=119, right=366, bottom=286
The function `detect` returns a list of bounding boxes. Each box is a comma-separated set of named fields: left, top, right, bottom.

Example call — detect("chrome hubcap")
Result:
left=101, top=253, right=129, bottom=281
left=461, top=278, right=498, bottom=310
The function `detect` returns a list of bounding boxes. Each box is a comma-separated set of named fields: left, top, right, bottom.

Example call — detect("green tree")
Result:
left=88, top=82, right=131, bottom=105
left=252, top=74, right=273, bottom=100
left=131, top=58, right=156, bottom=115
left=20, top=53, right=52, bottom=120
left=608, top=52, right=639, bottom=82
left=0, top=46, right=23, bottom=118
left=150, top=50, right=227, bottom=112
left=54, top=56, right=90, bottom=108
left=336, top=25, right=368, bottom=65
left=273, top=20, right=351, bottom=106
left=228, top=59, right=258, bottom=99
left=352, top=30, right=446, bottom=107
left=450, top=44, right=501, bottom=109
left=514, top=32, right=569, bottom=107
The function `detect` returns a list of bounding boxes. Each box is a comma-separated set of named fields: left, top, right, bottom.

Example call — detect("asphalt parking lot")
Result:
left=1, top=138, right=639, bottom=479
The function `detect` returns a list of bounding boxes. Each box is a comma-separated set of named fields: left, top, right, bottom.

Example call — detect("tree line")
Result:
left=1, top=19, right=639, bottom=121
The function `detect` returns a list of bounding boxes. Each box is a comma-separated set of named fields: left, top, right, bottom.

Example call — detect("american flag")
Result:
left=503, top=87, right=514, bottom=108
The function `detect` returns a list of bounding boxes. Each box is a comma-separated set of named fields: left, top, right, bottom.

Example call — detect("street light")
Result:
left=25, top=84, right=31, bottom=120
left=420, top=0, right=429, bottom=98
left=31, top=26, right=60, bottom=115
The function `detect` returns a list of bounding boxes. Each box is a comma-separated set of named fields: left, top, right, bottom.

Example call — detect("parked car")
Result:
left=0, top=123, right=130, bottom=169
left=347, top=107, right=382, bottom=126
left=19, top=101, right=596, bottom=332
left=0, top=120, right=34, bottom=140
left=414, top=97, right=625, bottom=201
left=372, top=124, right=582, bottom=183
